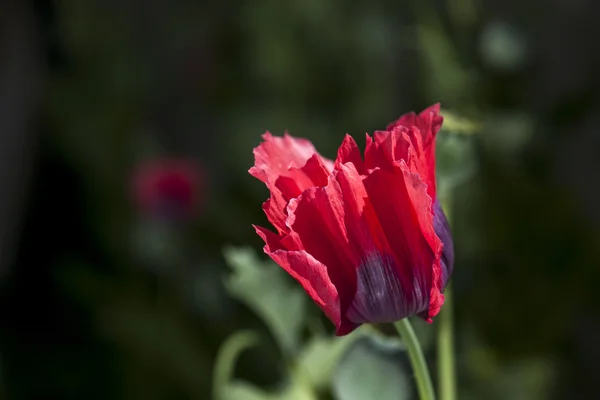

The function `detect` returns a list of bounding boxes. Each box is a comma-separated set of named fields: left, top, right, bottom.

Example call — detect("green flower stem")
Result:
left=394, top=318, right=436, bottom=400
left=437, top=284, right=456, bottom=400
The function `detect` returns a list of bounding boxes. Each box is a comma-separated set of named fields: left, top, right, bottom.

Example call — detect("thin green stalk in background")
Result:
left=438, top=284, right=456, bottom=400
left=394, top=318, right=436, bottom=400
left=438, top=197, right=457, bottom=400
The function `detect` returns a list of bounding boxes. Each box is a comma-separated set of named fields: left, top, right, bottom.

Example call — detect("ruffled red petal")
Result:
left=335, top=134, right=366, bottom=174
left=249, top=132, right=332, bottom=184
left=275, top=154, right=331, bottom=201
left=250, top=133, right=333, bottom=233
left=254, top=224, right=346, bottom=331
left=385, top=104, right=443, bottom=198
left=284, top=181, right=360, bottom=333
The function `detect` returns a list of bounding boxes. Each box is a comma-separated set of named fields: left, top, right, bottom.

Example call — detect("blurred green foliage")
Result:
left=1, top=0, right=599, bottom=399
left=223, top=247, right=307, bottom=357
left=332, top=337, right=411, bottom=400
left=217, top=247, right=372, bottom=400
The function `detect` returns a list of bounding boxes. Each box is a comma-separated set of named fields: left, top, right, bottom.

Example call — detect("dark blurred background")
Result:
left=1, top=0, right=599, bottom=399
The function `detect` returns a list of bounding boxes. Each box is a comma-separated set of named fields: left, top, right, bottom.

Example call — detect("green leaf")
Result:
left=293, top=330, right=367, bottom=390
left=332, top=336, right=411, bottom=400
left=221, top=381, right=275, bottom=400
left=278, top=384, right=318, bottom=400
left=215, top=331, right=318, bottom=400
left=223, top=246, right=307, bottom=356
left=213, top=331, right=261, bottom=400
left=222, top=381, right=318, bottom=400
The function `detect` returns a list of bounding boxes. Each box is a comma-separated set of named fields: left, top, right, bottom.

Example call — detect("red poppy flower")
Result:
left=131, top=158, right=203, bottom=221
left=250, top=104, right=454, bottom=335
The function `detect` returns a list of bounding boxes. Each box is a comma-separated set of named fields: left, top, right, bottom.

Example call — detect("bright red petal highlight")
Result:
left=249, top=132, right=332, bottom=184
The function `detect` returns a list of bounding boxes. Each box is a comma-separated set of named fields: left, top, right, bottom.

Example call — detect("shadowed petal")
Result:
left=433, top=199, right=454, bottom=286
left=286, top=184, right=360, bottom=331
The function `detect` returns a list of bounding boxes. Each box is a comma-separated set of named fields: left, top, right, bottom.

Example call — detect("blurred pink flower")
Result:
left=131, top=158, right=203, bottom=221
